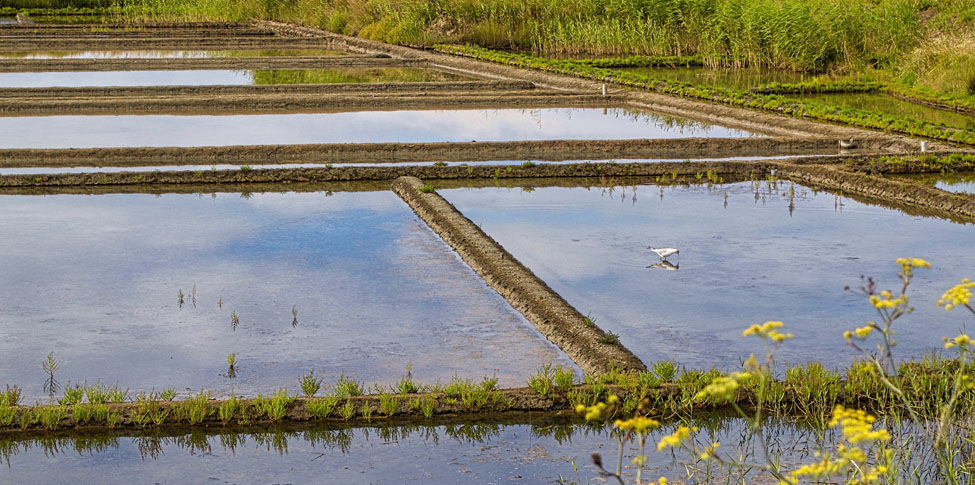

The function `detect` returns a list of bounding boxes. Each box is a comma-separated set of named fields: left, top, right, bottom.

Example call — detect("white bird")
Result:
left=648, top=247, right=679, bottom=260
left=647, top=260, right=679, bottom=271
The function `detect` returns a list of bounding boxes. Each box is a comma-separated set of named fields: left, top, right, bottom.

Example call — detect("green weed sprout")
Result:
left=299, top=370, right=323, bottom=397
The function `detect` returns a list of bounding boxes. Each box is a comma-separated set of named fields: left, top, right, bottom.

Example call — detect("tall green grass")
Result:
left=117, top=0, right=929, bottom=71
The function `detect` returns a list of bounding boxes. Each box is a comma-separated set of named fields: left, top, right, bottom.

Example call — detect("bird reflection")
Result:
left=647, top=260, right=679, bottom=271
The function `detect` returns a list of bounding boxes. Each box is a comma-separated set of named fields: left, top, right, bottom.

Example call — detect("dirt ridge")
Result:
left=393, top=175, right=647, bottom=375
left=0, top=137, right=879, bottom=167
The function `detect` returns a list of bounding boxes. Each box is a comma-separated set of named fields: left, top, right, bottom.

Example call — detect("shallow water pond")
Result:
left=0, top=108, right=756, bottom=149
left=441, top=180, right=975, bottom=371
left=0, top=67, right=463, bottom=88
left=0, top=49, right=347, bottom=59
left=795, top=92, right=975, bottom=132
left=0, top=414, right=949, bottom=483
left=617, top=66, right=806, bottom=91
left=893, top=172, right=975, bottom=194
left=0, top=189, right=574, bottom=402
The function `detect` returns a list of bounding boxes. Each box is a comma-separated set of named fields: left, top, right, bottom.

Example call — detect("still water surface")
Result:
left=0, top=190, right=573, bottom=402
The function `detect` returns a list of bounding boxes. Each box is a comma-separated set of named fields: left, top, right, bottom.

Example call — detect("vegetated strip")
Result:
left=394, top=175, right=645, bottom=375
left=0, top=56, right=420, bottom=72
left=434, top=45, right=975, bottom=146
left=753, top=81, right=975, bottom=115
left=0, top=93, right=615, bottom=117
left=0, top=80, right=535, bottom=98
left=0, top=137, right=881, bottom=167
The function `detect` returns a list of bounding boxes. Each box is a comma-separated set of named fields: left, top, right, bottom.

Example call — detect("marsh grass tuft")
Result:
left=339, top=399, right=356, bottom=420
left=335, top=373, right=363, bottom=397
left=174, top=390, right=213, bottom=425
left=418, top=183, right=435, bottom=193
left=360, top=402, right=372, bottom=420
left=306, top=395, right=340, bottom=418
left=227, top=353, right=237, bottom=379
left=253, top=388, right=294, bottom=422
left=59, top=382, right=85, bottom=405
left=218, top=393, right=242, bottom=425
left=395, top=364, right=421, bottom=394
left=2, top=385, right=21, bottom=407
left=299, top=370, right=322, bottom=397
left=378, top=391, right=400, bottom=417
left=291, top=305, right=298, bottom=328
left=596, top=331, right=620, bottom=345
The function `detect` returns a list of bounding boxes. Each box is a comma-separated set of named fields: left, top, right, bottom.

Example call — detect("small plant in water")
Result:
left=291, top=305, right=299, bottom=328
left=230, top=311, right=239, bottom=331
left=42, top=352, right=60, bottom=396
left=225, top=353, right=238, bottom=379
left=177, top=288, right=185, bottom=307
left=299, top=370, right=322, bottom=397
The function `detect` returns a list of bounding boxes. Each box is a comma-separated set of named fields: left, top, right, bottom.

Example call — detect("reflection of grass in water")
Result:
left=251, top=68, right=463, bottom=84
left=797, top=92, right=975, bottom=132
left=898, top=171, right=975, bottom=193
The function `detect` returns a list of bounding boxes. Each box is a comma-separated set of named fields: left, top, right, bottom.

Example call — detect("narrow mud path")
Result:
left=393, top=176, right=647, bottom=375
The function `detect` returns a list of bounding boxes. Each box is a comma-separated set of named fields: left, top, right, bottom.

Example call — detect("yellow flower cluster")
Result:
left=938, top=279, right=975, bottom=311
left=742, top=321, right=794, bottom=342
left=830, top=405, right=891, bottom=444
left=575, top=394, right=619, bottom=421
left=896, top=257, right=930, bottom=277
left=785, top=406, right=890, bottom=484
left=614, top=416, right=660, bottom=435
left=944, top=333, right=972, bottom=350
left=843, top=322, right=877, bottom=341
left=868, top=291, right=907, bottom=310
left=656, top=425, right=697, bottom=451
left=693, top=373, right=750, bottom=402
left=652, top=478, right=667, bottom=485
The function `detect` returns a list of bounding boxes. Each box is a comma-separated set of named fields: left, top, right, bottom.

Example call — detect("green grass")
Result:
left=437, top=44, right=975, bottom=145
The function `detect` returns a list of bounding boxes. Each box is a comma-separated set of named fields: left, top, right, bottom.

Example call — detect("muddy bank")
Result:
left=393, top=176, right=646, bottom=375
left=0, top=79, right=533, bottom=98
left=0, top=92, right=607, bottom=116
left=0, top=56, right=418, bottom=72
left=782, top=164, right=975, bottom=221
left=0, top=137, right=872, bottom=167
